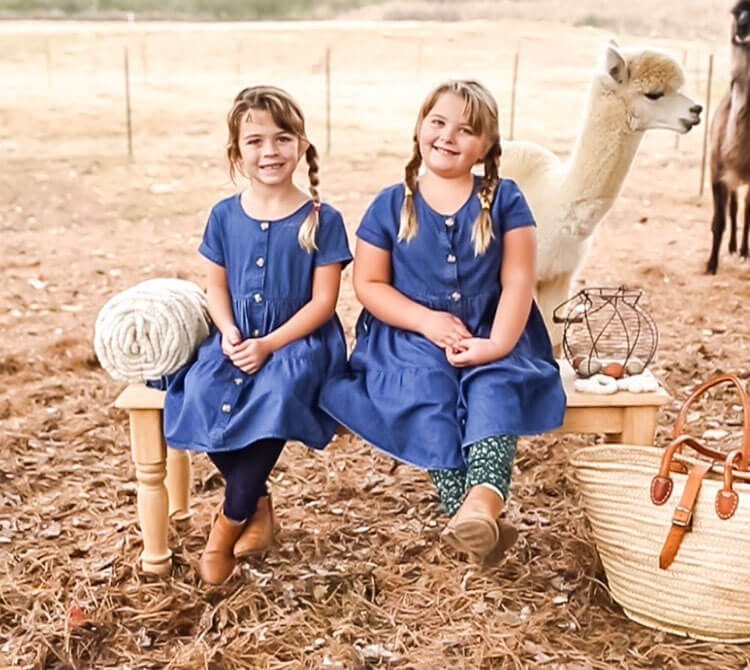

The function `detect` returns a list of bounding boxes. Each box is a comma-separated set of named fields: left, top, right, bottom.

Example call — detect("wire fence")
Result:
left=2, top=20, right=726, bottom=193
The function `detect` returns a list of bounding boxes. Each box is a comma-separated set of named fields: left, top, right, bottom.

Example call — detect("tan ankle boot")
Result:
left=441, top=486, right=516, bottom=564
left=233, top=495, right=276, bottom=558
left=199, top=510, right=246, bottom=585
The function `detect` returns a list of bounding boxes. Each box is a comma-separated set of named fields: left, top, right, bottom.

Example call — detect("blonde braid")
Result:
left=298, top=143, right=320, bottom=252
left=397, top=139, right=422, bottom=242
left=472, top=140, right=502, bottom=255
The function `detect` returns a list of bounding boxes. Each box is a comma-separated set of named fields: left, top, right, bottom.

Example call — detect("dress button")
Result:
left=254, top=293, right=263, bottom=303
left=260, top=222, right=270, bottom=231
left=233, top=377, right=243, bottom=386
left=252, top=329, right=260, bottom=337
left=447, top=253, right=456, bottom=263
left=451, top=291, right=461, bottom=302
left=256, top=257, right=265, bottom=268
left=445, top=217, right=455, bottom=228
left=221, top=403, right=232, bottom=413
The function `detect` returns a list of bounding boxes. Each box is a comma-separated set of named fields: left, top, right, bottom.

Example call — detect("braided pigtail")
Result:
left=471, top=139, right=502, bottom=255
left=397, top=139, right=422, bottom=242
left=298, top=143, right=320, bottom=252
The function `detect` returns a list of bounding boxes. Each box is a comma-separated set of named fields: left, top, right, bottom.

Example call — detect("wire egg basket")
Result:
left=552, top=287, right=658, bottom=378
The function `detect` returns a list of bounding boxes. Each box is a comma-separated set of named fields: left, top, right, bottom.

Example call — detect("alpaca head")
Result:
left=596, top=42, right=702, bottom=134
left=732, top=1, right=750, bottom=47
left=730, top=2, right=750, bottom=76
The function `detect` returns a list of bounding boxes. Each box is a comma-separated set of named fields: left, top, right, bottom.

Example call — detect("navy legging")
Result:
left=208, top=438, right=285, bottom=522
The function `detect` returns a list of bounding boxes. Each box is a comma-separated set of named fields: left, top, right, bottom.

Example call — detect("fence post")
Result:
left=325, top=47, right=331, bottom=155
left=124, top=46, right=133, bottom=159
left=509, top=47, right=520, bottom=140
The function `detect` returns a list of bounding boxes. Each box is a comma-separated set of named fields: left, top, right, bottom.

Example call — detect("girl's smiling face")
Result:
left=237, top=108, right=306, bottom=186
left=418, top=92, right=489, bottom=179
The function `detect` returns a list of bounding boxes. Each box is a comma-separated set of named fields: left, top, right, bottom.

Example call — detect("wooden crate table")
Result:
left=553, top=360, right=670, bottom=445
left=115, top=362, right=669, bottom=575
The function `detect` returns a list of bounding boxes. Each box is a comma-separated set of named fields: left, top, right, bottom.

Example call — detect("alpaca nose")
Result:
left=691, top=104, right=703, bottom=115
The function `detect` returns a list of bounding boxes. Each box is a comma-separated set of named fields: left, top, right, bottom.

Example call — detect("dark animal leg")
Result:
left=729, top=190, right=738, bottom=254
left=707, top=181, right=728, bottom=274
left=742, top=188, right=750, bottom=259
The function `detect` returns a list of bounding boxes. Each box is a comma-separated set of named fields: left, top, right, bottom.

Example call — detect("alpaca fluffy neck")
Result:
left=559, top=84, right=644, bottom=238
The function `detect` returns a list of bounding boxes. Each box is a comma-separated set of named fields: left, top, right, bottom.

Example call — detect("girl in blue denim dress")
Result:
left=161, top=86, right=351, bottom=584
left=321, top=80, right=565, bottom=564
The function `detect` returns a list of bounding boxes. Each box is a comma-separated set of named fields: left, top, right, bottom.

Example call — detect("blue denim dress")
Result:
left=160, top=195, right=352, bottom=452
left=319, top=179, right=565, bottom=470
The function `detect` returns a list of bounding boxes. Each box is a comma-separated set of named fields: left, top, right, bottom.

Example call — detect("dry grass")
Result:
left=4, top=366, right=750, bottom=668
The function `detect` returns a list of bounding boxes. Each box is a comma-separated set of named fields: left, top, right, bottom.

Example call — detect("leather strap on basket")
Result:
left=672, top=374, right=750, bottom=469
left=716, top=449, right=743, bottom=520
left=651, top=434, right=720, bottom=505
left=659, top=461, right=713, bottom=569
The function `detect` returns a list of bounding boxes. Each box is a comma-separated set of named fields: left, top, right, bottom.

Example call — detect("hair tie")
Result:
left=312, top=202, right=321, bottom=214
left=403, top=184, right=413, bottom=197
left=478, top=193, right=491, bottom=211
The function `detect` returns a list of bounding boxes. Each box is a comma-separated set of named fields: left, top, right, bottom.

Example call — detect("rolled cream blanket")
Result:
left=94, top=278, right=211, bottom=383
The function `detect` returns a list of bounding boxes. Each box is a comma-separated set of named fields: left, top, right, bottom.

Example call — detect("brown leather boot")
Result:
left=441, top=485, right=517, bottom=564
left=233, top=495, right=276, bottom=558
left=199, top=509, right=246, bottom=585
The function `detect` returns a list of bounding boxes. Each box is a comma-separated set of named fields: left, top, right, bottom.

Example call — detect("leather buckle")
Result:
left=672, top=505, right=693, bottom=528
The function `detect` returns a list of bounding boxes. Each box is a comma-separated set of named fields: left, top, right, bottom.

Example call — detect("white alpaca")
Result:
left=500, top=43, right=702, bottom=346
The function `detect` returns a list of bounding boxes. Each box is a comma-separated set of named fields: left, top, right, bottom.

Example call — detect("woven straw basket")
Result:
left=571, top=374, right=750, bottom=642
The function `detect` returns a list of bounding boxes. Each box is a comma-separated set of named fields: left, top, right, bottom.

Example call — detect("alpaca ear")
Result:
left=604, top=44, right=627, bottom=85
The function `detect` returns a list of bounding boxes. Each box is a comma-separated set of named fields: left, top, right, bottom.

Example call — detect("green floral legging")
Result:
left=428, top=435, right=518, bottom=517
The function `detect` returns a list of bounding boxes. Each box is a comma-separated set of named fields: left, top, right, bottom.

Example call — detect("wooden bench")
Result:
left=114, top=362, right=670, bottom=575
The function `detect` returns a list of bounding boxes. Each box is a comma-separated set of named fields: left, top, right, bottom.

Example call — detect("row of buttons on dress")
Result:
left=253, top=221, right=270, bottom=304
left=221, top=220, right=270, bottom=414
left=223, top=373, right=246, bottom=411
left=445, top=217, right=461, bottom=302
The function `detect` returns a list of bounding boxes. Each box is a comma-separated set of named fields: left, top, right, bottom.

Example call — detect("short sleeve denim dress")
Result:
left=319, top=179, right=566, bottom=470
left=160, top=195, right=352, bottom=453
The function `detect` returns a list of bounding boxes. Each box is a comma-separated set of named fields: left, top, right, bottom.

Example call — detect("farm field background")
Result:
left=2, top=6, right=750, bottom=669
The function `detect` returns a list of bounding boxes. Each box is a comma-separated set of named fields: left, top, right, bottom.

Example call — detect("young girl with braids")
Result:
left=160, top=86, right=351, bottom=584
left=321, top=80, right=565, bottom=564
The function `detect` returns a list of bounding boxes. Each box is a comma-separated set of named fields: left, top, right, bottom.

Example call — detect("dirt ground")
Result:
left=2, top=15, right=750, bottom=670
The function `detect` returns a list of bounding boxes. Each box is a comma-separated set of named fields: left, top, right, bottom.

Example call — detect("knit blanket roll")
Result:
left=94, top=278, right=211, bottom=383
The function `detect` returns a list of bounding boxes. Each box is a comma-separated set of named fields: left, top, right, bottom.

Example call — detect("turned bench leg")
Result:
left=166, top=448, right=192, bottom=520
left=621, top=406, right=658, bottom=445
left=129, top=408, right=172, bottom=575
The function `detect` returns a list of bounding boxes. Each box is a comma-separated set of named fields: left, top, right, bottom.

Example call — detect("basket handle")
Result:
left=672, top=374, right=750, bottom=469
left=552, top=290, right=584, bottom=324
left=651, top=435, right=719, bottom=504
